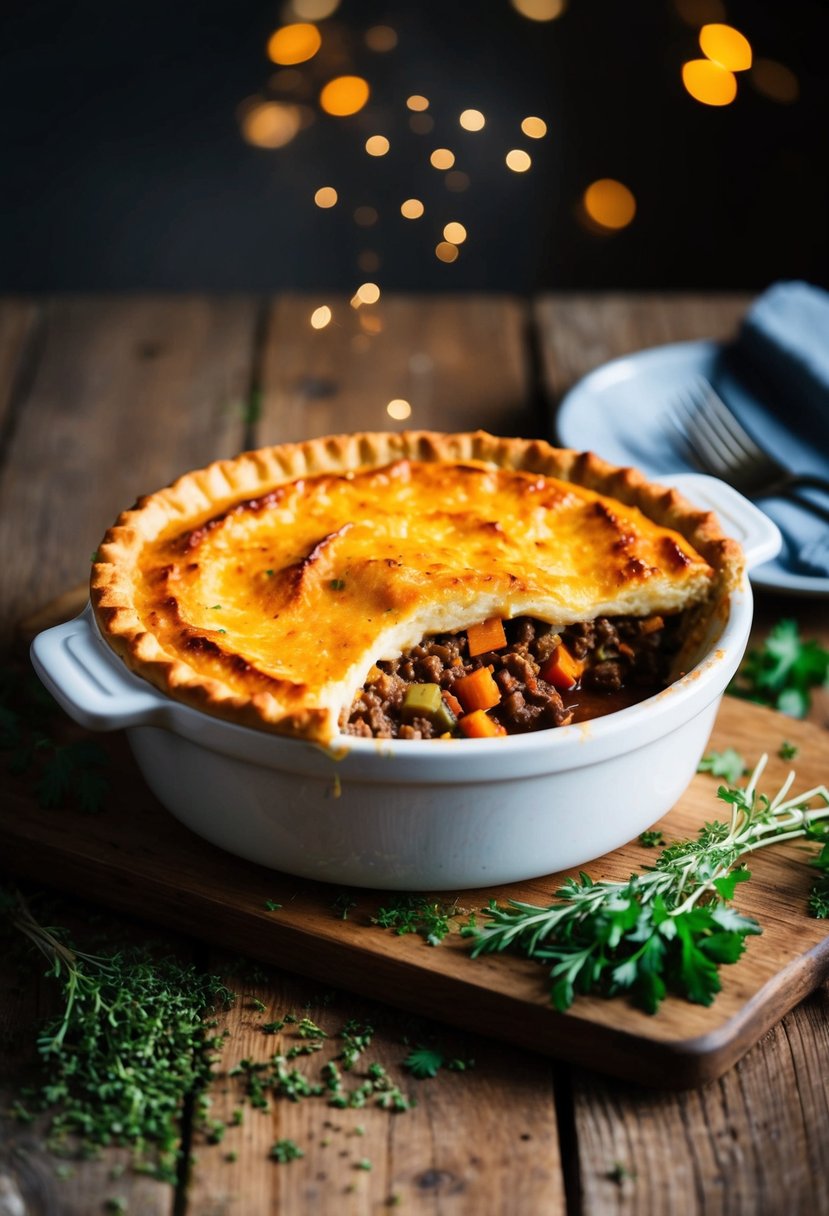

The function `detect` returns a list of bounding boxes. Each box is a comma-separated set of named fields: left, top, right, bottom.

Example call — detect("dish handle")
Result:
left=31, top=606, right=166, bottom=731
left=667, top=473, right=782, bottom=571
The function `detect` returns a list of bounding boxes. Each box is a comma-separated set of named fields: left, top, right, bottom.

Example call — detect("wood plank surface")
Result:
left=534, top=292, right=751, bottom=407
left=258, top=293, right=536, bottom=443
left=0, top=296, right=259, bottom=643
left=2, top=696, right=826, bottom=1091
left=186, top=967, right=564, bottom=1215
left=572, top=983, right=829, bottom=1216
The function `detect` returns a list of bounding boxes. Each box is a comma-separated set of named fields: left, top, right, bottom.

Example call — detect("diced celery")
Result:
left=431, top=696, right=458, bottom=734
left=401, top=683, right=443, bottom=723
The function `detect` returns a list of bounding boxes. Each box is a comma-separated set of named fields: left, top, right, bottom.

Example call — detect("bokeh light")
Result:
left=407, top=95, right=430, bottom=111
left=267, top=23, right=321, bottom=66
left=435, top=241, right=460, bottom=263
left=682, top=58, right=737, bottom=106
left=356, top=282, right=381, bottom=304
left=365, top=135, right=390, bottom=157
left=320, top=76, right=370, bottom=117
left=314, top=186, right=338, bottom=208
left=443, top=222, right=467, bottom=244
left=505, top=149, right=532, bottom=172
left=445, top=171, right=470, bottom=192
left=459, top=109, right=486, bottom=131
left=751, top=59, right=799, bottom=104
left=365, top=25, right=398, bottom=52
left=354, top=206, right=379, bottom=227
left=430, top=148, right=456, bottom=170
left=699, top=24, right=752, bottom=72
left=521, top=116, right=547, bottom=139
left=240, top=102, right=301, bottom=149
left=310, top=305, right=332, bottom=329
left=583, top=179, right=636, bottom=230
left=387, top=399, right=412, bottom=420
left=291, top=0, right=340, bottom=17
left=401, top=198, right=425, bottom=219
left=510, top=0, right=567, bottom=20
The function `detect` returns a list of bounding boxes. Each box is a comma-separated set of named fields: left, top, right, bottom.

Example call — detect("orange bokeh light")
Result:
left=682, top=58, right=737, bottom=106
left=699, top=23, right=752, bottom=72
left=320, top=76, right=370, bottom=116
left=583, top=179, right=636, bottom=230
left=267, top=23, right=321, bottom=66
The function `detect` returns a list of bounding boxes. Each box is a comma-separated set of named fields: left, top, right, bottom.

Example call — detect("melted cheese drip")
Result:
left=136, top=460, right=712, bottom=738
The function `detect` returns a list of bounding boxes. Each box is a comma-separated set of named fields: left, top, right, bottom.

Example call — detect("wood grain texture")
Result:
left=186, top=968, right=564, bottom=1216
left=0, top=295, right=258, bottom=642
left=2, top=697, right=826, bottom=1090
left=571, top=981, right=829, bottom=1216
left=257, top=293, right=535, bottom=444
left=533, top=292, right=751, bottom=406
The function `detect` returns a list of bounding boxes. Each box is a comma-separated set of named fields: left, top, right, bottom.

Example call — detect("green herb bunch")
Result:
left=3, top=889, right=232, bottom=1180
left=730, top=619, right=829, bottom=718
left=463, top=757, right=829, bottom=1014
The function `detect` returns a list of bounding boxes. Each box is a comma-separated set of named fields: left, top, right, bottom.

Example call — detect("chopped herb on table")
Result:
left=371, top=895, right=463, bottom=945
left=463, top=756, right=829, bottom=1013
left=270, top=1139, right=304, bottom=1163
left=697, top=747, right=746, bottom=784
left=730, top=619, right=829, bottom=718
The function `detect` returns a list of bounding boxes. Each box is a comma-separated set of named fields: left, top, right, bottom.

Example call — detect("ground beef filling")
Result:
left=343, top=614, right=681, bottom=740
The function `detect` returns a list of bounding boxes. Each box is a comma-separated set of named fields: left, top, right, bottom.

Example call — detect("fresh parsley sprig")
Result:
left=730, top=619, right=829, bottom=718
left=463, top=757, right=829, bottom=1014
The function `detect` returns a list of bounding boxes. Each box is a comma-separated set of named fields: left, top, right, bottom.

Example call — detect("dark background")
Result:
left=2, top=0, right=827, bottom=293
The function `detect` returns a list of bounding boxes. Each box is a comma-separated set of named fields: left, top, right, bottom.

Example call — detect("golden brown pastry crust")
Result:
left=91, top=431, right=743, bottom=741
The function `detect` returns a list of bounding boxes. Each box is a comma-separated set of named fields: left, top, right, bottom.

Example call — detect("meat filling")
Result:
left=343, top=614, right=681, bottom=740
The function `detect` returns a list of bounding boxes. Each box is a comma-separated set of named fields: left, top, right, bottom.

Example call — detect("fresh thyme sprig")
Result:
left=463, top=757, right=829, bottom=1014
left=2, top=887, right=232, bottom=1179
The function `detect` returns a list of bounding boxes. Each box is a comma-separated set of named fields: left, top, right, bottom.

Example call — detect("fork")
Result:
left=669, top=377, right=829, bottom=526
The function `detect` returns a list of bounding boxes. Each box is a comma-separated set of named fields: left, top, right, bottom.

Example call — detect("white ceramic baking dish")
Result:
left=31, top=473, right=780, bottom=891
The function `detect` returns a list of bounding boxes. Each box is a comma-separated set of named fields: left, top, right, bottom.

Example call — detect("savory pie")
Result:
left=91, top=431, right=743, bottom=743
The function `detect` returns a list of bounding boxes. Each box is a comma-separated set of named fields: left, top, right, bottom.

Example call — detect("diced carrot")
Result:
left=540, top=643, right=584, bottom=691
left=441, top=689, right=463, bottom=717
left=458, top=709, right=506, bottom=738
left=454, top=666, right=501, bottom=713
left=640, top=615, right=664, bottom=634
left=618, top=642, right=635, bottom=660
left=467, top=616, right=507, bottom=657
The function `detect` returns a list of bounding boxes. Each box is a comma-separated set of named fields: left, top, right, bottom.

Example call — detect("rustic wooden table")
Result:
left=0, top=293, right=827, bottom=1215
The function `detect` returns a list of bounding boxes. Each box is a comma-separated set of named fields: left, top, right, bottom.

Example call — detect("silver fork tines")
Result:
left=669, top=377, right=829, bottom=525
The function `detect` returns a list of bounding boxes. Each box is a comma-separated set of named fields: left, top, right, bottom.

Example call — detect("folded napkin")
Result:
left=712, top=281, right=829, bottom=578
left=728, top=280, right=829, bottom=452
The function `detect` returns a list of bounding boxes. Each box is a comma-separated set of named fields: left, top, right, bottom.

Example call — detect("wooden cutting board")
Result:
left=3, top=675, right=827, bottom=1090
